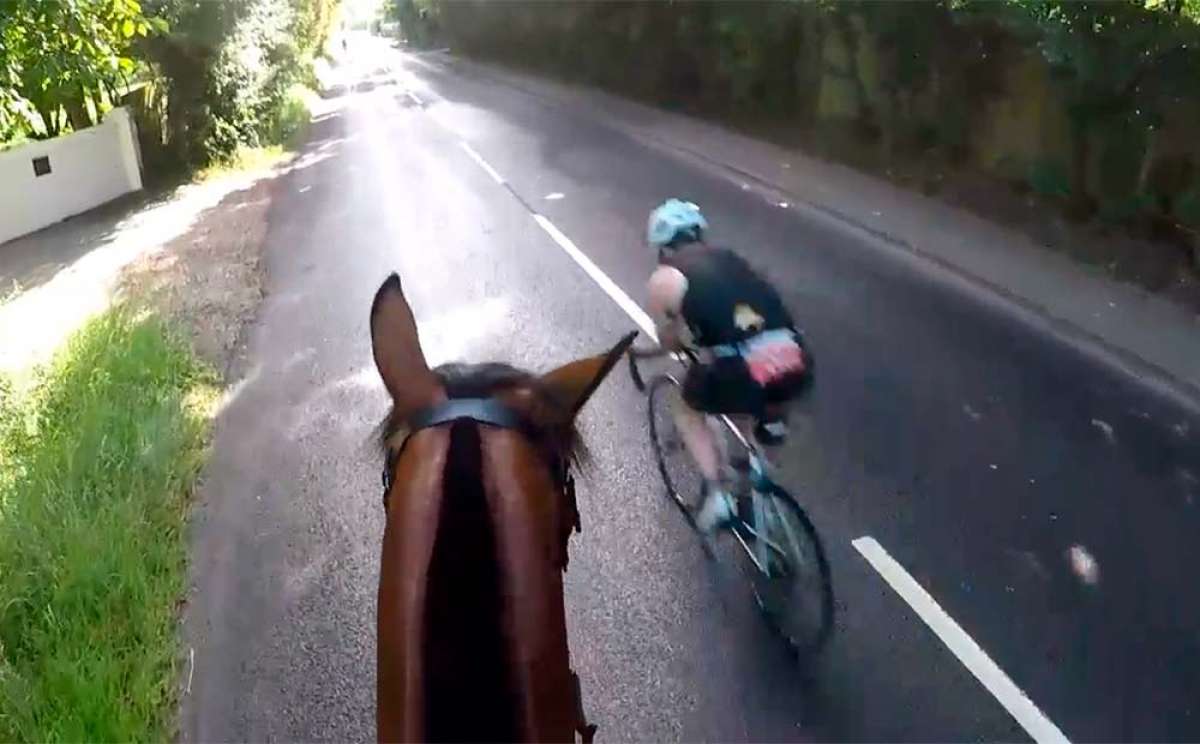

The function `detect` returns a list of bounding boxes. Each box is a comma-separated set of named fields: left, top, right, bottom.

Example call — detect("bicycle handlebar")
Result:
left=627, top=344, right=698, bottom=394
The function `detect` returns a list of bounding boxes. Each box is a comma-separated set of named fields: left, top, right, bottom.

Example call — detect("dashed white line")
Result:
left=459, top=141, right=506, bottom=184
left=531, top=214, right=657, bottom=340
left=406, top=90, right=424, bottom=107
left=852, top=536, right=1070, bottom=744
left=454, top=138, right=654, bottom=338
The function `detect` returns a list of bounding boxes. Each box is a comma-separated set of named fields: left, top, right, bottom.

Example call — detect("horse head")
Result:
left=370, top=272, right=632, bottom=742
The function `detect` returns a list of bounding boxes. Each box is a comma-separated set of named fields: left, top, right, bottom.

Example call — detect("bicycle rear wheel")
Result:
left=746, top=485, right=834, bottom=656
left=647, top=374, right=703, bottom=520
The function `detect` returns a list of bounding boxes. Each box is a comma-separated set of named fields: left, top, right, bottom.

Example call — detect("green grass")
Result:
left=0, top=307, right=218, bottom=741
left=264, top=83, right=318, bottom=147
left=193, top=144, right=291, bottom=183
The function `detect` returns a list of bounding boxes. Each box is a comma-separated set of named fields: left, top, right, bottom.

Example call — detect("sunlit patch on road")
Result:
left=417, top=295, right=513, bottom=365
left=1089, top=418, right=1116, bottom=444
left=1066, top=544, right=1100, bottom=586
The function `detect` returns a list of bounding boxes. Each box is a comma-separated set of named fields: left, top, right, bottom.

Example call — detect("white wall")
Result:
left=0, top=107, right=143, bottom=246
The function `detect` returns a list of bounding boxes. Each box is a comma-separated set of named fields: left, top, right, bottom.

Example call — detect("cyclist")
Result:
left=642, top=198, right=813, bottom=534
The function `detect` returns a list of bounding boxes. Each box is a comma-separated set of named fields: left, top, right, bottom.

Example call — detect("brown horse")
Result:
left=370, top=273, right=633, bottom=742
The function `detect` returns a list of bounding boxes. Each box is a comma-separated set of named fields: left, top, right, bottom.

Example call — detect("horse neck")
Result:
left=423, top=420, right=522, bottom=741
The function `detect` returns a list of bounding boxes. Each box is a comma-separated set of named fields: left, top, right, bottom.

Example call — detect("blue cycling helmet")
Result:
left=647, top=198, right=708, bottom=248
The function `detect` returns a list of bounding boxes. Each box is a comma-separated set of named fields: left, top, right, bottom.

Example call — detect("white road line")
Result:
left=459, top=142, right=505, bottom=184
left=532, top=214, right=657, bottom=340
left=453, top=136, right=654, bottom=339
left=852, top=536, right=1070, bottom=744
left=406, top=90, right=423, bottom=107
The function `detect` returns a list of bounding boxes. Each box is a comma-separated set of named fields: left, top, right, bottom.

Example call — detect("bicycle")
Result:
left=628, top=346, right=834, bottom=656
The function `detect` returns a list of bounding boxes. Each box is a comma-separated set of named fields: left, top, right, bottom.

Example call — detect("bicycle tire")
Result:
left=745, top=483, right=835, bottom=656
left=646, top=374, right=699, bottom=522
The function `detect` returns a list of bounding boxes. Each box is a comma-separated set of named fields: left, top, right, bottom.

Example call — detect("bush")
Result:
left=1028, top=159, right=1072, bottom=200
left=1175, top=185, right=1200, bottom=229
left=263, top=83, right=315, bottom=145
left=141, top=0, right=333, bottom=167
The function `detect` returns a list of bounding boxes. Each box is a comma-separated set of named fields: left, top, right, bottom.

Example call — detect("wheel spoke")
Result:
left=750, top=490, right=834, bottom=655
left=769, top=497, right=809, bottom=573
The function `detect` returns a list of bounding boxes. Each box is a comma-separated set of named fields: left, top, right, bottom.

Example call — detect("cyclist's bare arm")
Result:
left=645, top=265, right=689, bottom=353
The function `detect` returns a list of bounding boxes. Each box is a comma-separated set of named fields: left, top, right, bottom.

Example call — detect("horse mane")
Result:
left=376, top=361, right=590, bottom=469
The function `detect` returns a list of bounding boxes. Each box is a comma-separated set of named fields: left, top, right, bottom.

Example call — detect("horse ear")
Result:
left=540, top=331, right=637, bottom=422
left=370, top=273, right=443, bottom=416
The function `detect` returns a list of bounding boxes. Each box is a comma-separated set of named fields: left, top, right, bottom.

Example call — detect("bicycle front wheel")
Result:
left=647, top=374, right=703, bottom=520
left=748, top=485, right=834, bottom=656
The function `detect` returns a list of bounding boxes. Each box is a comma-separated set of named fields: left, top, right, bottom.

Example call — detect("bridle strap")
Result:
left=383, top=397, right=541, bottom=500
left=407, top=397, right=527, bottom=433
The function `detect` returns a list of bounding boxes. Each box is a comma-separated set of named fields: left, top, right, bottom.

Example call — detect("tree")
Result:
left=386, top=0, right=442, bottom=49
left=0, top=0, right=156, bottom=138
left=980, top=0, right=1200, bottom=212
left=293, top=0, right=339, bottom=58
left=138, top=0, right=337, bottom=166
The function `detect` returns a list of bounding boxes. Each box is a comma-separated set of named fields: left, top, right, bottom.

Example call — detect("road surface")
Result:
left=181, top=37, right=1200, bottom=742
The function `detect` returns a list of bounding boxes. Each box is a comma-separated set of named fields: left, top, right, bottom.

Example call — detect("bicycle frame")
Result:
left=632, top=346, right=835, bottom=653
left=632, top=352, right=788, bottom=576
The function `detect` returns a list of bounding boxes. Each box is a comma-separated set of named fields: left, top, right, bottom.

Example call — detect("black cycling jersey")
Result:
left=663, top=245, right=794, bottom=347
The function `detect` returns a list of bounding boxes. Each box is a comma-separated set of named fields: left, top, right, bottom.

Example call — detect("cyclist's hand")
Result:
left=629, top=345, right=667, bottom=360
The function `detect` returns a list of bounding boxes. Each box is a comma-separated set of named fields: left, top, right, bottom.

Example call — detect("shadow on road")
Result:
left=0, top=190, right=162, bottom=299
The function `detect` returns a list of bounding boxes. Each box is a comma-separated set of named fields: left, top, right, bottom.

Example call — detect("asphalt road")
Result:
left=182, top=37, right=1200, bottom=742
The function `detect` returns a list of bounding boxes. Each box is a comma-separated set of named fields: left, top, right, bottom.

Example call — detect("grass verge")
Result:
left=0, top=307, right=218, bottom=741
left=193, top=144, right=292, bottom=183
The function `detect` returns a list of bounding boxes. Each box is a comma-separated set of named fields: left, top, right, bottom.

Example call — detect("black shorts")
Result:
left=681, top=354, right=809, bottom=420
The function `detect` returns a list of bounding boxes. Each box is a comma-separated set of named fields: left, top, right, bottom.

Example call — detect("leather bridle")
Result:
left=381, top=398, right=578, bottom=548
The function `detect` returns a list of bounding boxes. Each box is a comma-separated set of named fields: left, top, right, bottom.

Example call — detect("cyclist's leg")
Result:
left=680, top=359, right=762, bottom=532
left=672, top=369, right=724, bottom=484
left=676, top=364, right=737, bottom=532
left=670, top=393, right=723, bottom=485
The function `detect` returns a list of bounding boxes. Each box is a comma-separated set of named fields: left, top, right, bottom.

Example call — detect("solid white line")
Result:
left=852, top=536, right=1070, bottom=744
left=459, top=142, right=505, bottom=184
left=532, top=214, right=657, bottom=341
